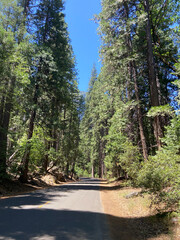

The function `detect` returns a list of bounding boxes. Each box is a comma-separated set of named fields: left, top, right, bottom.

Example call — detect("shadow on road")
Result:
left=0, top=179, right=118, bottom=209
left=0, top=178, right=170, bottom=240
left=0, top=179, right=121, bottom=207
left=0, top=208, right=169, bottom=240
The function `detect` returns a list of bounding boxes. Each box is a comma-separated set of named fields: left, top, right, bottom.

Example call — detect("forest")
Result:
left=0, top=0, right=180, bottom=212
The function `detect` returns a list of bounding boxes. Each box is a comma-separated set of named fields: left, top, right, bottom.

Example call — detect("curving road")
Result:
left=0, top=178, right=111, bottom=240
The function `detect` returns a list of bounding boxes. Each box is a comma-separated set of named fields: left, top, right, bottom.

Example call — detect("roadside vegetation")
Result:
left=0, top=0, right=82, bottom=185
left=101, top=179, right=180, bottom=240
left=79, top=0, right=180, bottom=215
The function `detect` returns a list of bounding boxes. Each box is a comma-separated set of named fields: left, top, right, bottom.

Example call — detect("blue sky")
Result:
left=64, top=0, right=102, bottom=92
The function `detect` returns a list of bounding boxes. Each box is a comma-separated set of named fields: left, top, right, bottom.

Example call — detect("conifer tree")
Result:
left=0, top=0, right=29, bottom=179
left=79, top=0, right=179, bottom=180
left=18, top=0, right=79, bottom=182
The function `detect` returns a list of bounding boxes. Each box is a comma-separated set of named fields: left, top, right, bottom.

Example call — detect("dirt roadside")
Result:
left=0, top=174, right=75, bottom=199
left=101, top=180, right=180, bottom=240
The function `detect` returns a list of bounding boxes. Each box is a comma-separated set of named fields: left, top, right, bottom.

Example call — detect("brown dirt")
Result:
left=101, top=180, right=180, bottom=240
left=0, top=179, right=40, bottom=199
left=0, top=174, right=75, bottom=199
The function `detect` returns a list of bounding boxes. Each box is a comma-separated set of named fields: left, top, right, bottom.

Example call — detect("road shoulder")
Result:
left=101, top=180, right=179, bottom=240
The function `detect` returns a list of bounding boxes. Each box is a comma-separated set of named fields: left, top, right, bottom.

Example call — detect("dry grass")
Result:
left=101, top=180, right=179, bottom=240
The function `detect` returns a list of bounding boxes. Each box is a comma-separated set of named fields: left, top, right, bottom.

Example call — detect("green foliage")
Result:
left=0, top=0, right=81, bottom=181
left=105, top=105, right=141, bottom=180
left=8, top=127, right=46, bottom=174
left=29, top=128, right=46, bottom=171
left=76, top=0, right=180, bottom=214
left=137, top=116, right=180, bottom=210
left=147, top=105, right=174, bottom=117
left=79, top=69, right=112, bottom=177
left=137, top=69, right=180, bottom=210
left=74, top=165, right=91, bottom=178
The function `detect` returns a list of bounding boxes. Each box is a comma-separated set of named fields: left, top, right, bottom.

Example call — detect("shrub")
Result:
left=137, top=116, right=180, bottom=211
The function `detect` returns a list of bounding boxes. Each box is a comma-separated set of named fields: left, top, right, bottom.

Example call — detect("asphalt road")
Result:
left=0, top=178, right=111, bottom=240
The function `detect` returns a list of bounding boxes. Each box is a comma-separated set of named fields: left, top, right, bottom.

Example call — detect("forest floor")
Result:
left=101, top=180, right=180, bottom=240
left=0, top=174, right=75, bottom=199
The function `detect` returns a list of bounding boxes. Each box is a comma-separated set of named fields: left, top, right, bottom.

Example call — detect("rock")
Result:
left=56, top=173, right=66, bottom=182
left=50, top=167, right=59, bottom=175
left=48, top=168, right=66, bottom=182
left=170, top=217, right=179, bottom=224
left=29, top=179, right=41, bottom=186
left=125, top=192, right=139, bottom=199
left=41, top=174, right=56, bottom=185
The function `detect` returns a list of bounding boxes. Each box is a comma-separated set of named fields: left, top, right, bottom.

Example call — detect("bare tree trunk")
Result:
left=7, top=149, right=18, bottom=166
left=127, top=63, right=134, bottom=142
left=66, top=162, right=69, bottom=176
left=43, top=140, right=50, bottom=172
left=132, top=62, right=148, bottom=160
left=70, top=162, right=75, bottom=180
left=0, top=81, right=8, bottom=126
left=99, top=129, right=105, bottom=179
left=144, top=0, right=163, bottom=150
left=91, top=163, right=94, bottom=178
left=101, top=160, right=104, bottom=179
left=123, top=0, right=148, bottom=158
left=0, top=77, right=15, bottom=179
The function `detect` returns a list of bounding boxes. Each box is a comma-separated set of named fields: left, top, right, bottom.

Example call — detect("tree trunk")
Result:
left=99, top=131, right=105, bottom=179
left=0, top=77, right=15, bottom=179
left=144, top=0, right=163, bottom=150
left=43, top=140, right=50, bottom=172
left=66, top=162, right=69, bottom=176
left=70, top=162, right=75, bottom=180
left=19, top=84, right=38, bottom=183
left=91, top=162, right=94, bottom=178
left=132, top=61, right=148, bottom=160
left=123, top=1, right=148, bottom=159
left=101, top=160, right=104, bottom=179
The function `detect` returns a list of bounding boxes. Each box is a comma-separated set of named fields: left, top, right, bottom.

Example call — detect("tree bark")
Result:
left=43, top=140, right=50, bottom=172
left=99, top=128, right=105, bottom=179
left=66, top=162, right=69, bottom=176
left=0, top=77, right=15, bottom=179
left=132, top=62, right=148, bottom=160
left=123, top=1, right=148, bottom=160
left=144, top=0, right=163, bottom=150
left=19, top=84, right=38, bottom=182
left=91, top=162, right=94, bottom=178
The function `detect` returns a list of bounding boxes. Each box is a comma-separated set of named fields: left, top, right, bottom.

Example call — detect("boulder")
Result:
left=56, top=172, right=66, bottom=182
left=41, top=174, right=56, bottom=185
left=125, top=192, right=139, bottom=199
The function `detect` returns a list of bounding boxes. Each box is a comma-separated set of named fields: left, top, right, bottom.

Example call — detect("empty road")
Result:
left=0, top=178, right=111, bottom=240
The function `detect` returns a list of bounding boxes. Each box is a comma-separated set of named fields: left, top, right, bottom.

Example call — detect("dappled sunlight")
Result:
left=0, top=179, right=171, bottom=240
